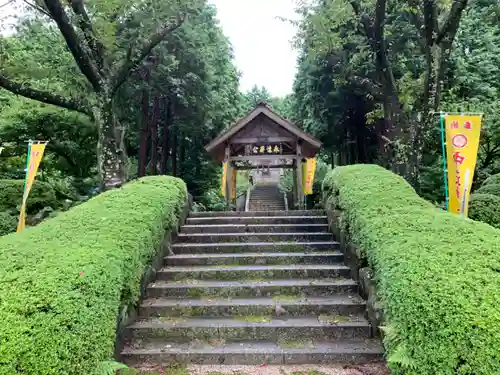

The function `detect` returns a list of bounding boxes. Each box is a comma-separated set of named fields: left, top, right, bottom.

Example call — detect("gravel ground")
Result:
left=188, top=363, right=389, bottom=375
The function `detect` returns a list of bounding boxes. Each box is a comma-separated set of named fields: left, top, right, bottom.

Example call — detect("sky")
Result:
left=208, top=0, right=300, bottom=97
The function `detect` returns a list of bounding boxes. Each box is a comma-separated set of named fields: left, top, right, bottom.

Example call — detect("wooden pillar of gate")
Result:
left=224, top=144, right=231, bottom=209
left=292, top=160, right=298, bottom=210
left=296, top=141, right=304, bottom=210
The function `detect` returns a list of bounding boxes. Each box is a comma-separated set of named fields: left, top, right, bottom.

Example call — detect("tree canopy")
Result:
left=291, top=0, right=500, bottom=201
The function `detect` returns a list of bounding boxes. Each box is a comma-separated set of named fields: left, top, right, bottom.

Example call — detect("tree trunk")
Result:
left=138, top=85, right=150, bottom=177
left=179, top=130, right=185, bottom=176
left=150, top=95, right=160, bottom=175
left=172, top=124, right=178, bottom=177
left=161, top=96, right=171, bottom=174
left=95, top=97, right=128, bottom=190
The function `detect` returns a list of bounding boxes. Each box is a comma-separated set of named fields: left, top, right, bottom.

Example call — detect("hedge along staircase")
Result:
left=121, top=210, right=384, bottom=366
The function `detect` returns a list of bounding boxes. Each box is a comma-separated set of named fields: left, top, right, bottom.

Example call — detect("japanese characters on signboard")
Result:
left=444, top=114, right=483, bottom=217
left=245, top=144, right=283, bottom=155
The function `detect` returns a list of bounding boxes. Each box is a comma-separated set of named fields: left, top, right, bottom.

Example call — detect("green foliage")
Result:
left=323, top=164, right=500, bottom=375
left=291, top=0, right=500, bottom=194
left=475, top=183, right=500, bottom=197
left=0, top=101, right=97, bottom=183
left=0, top=179, right=57, bottom=215
left=0, top=212, right=17, bottom=236
left=0, top=176, right=187, bottom=374
left=242, top=85, right=293, bottom=118
left=468, top=193, right=500, bottom=229
left=195, top=188, right=227, bottom=212
left=482, top=173, right=500, bottom=187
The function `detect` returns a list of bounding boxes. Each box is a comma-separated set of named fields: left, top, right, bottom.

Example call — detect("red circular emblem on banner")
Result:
left=452, top=134, right=468, bottom=148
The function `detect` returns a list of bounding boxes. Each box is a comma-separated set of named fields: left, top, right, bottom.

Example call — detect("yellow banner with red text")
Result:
left=444, top=114, right=483, bottom=217
left=221, top=162, right=228, bottom=197
left=302, top=158, right=317, bottom=195
left=17, top=142, right=47, bottom=232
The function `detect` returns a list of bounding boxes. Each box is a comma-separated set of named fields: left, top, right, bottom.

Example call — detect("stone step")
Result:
left=249, top=206, right=285, bottom=212
left=186, top=216, right=328, bottom=225
left=139, top=295, right=365, bottom=318
left=177, top=232, right=335, bottom=244
left=146, top=278, right=358, bottom=298
left=181, top=223, right=330, bottom=234
left=126, top=315, right=372, bottom=343
left=189, top=210, right=325, bottom=218
left=165, top=251, right=343, bottom=266
left=121, top=338, right=384, bottom=366
left=157, top=264, right=351, bottom=281
left=249, top=208, right=286, bottom=212
left=249, top=198, right=283, bottom=201
left=172, top=241, right=339, bottom=254
left=249, top=198, right=283, bottom=202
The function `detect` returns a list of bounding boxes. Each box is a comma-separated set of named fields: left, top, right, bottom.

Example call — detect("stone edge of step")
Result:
left=158, top=264, right=351, bottom=272
left=165, top=251, right=343, bottom=259
left=141, top=295, right=366, bottom=307
left=148, top=278, right=358, bottom=289
left=121, top=338, right=385, bottom=356
left=172, top=241, right=340, bottom=248
left=128, top=315, right=371, bottom=329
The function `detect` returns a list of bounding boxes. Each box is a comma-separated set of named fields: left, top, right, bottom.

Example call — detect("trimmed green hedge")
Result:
left=0, top=211, right=16, bottom=236
left=323, top=164, right=500, bottom=375
left=482, top=173, right=500, bottom=186
left=468, top=193, right=500, bottom=229
left=0, top=179, right=58, bottom=214
left=475, top=183, right=500, bottom=197
left=0, top=176, right=187, bottom=374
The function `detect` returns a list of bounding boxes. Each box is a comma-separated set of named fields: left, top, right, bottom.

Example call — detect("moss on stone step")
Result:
left=233, top=315, right=272, bottom=323
left=272, top=294, right=303, bottom=302
left=278, top=338, right=315, bottom=349
left=318, top=314, right=352, bottom=324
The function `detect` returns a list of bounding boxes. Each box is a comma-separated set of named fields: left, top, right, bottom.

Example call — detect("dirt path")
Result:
left=131, top=363, right=389, bottom=375
left=188, top=364, right=389, bottom=375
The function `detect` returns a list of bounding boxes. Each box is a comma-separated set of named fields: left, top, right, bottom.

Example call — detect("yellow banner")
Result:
left=230, top=168, right=237, bottom=200
left=444, top=114, right=482, bottom=217
left=302, top=158, right=317, bottom=195
left=221, top=162, right=228, bottom=197
left=17, top=142, right=47, bottom=232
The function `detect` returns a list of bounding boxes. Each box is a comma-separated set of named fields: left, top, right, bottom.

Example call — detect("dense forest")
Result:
left=289, top=0, right=500, bottom=203
left=1, top=0, right=500, bottom=234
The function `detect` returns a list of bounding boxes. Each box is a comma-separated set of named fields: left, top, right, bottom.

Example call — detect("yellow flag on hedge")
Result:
left=444, top=114, right=483, bottom=217
left=302, top=158, right=317, bottom=195
left=17, top=142, right=47, bottom=232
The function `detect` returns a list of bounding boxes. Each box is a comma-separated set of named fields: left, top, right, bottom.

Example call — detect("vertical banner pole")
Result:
left=439, top=114, right=449, bottom=211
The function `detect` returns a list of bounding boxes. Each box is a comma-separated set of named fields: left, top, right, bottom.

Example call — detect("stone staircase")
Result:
left=121, top=210, right=383, bottom=367
left=248, top=184, right=285, bottom=211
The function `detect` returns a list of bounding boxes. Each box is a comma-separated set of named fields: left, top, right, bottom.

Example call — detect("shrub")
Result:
left=468, top=193, right=500, bottom=229
left=475, top=183, right=500, bottom=197
left=481, top=173, right=500, bottom=186
left=197, top=188, right=227, bottom=211
left=323, top=164, right=500, bottom=375
left=0, top=211, right=16, bottom=236
left=0, top=176, right=187, bottom=374
left=0, top=179, right=58, bottom=214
